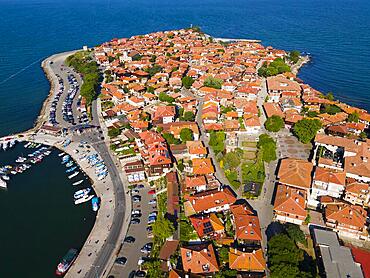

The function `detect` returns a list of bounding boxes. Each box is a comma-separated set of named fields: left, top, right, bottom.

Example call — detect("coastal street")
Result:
left=41, top=51, right=131, bottom=278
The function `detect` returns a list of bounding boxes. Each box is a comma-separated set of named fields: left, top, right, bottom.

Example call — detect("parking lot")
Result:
left=108, top=184, right=155, bottom=278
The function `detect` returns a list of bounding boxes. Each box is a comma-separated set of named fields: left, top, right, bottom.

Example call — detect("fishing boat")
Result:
left=65, top=161, right=74, bottom=167
left=0, top=179, right=7, bottom=189
left=16, top=157, right=26, bottom=163
left=66, top=166, right=77, bottom=173
left=73, top=188, right=91, bottom=199
left=91, top=197, right=99, bottom=212
left=55, top=248, right=78, bottom=276
left=97, top=173, right=107, bottom=180
left=58, top=152, right=65, bottom=157
left=1, top=175, right=10, bottom=181
left=3, top=141, right=8, bottom=151
left=72, top=179, right=84, bottom=186
left=74, top=194, right=94, bottom=205
left=68, top=171, right=79, bottom=179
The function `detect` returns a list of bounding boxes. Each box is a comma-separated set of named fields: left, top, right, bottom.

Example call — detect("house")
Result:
left=186, top=141, right=207, bottom=159
left=184, top=187, right=237, bottom=216
left=277, top=158, right=313, bottom=192
left=344, top=181, right=370, bottom=207
left=159, top=122, right=200, bottom=141
left=311, top=167, right=346, bottom=200
left=180, top=243, right=219, bottom=274
left=148, top=142, right=172, bottom=176
left=243, top=115, right=261, bottom=134
left=152, top=106, right=176, bottom=125
left=263, top=102, right=284, bottom=118
left=192, top=158, right=215, bottom=176
left=189, top=213, right=225, bottom=239
left=166, top=171, right=179, bottom=217
left=230, top=203, right=262, bottom=245
left=159, top=240, right=180, bottom=271
left=185, top=176, right=207, bottom=192
left=123, top=160, right=146, bottom=182
left=266, top=75, right=301, bottom=103
left=324, top=202, right=367, bottom=239
left=229, top=248, right=266, bottom=274
left=273, top=183, right=307, bottom=225
left=314, top=134, right=370, bottom=183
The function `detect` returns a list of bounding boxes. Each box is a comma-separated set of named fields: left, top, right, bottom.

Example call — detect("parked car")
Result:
left=148, top=212, right=157, bottom=217
left=148, top=199, right=156, bottom=205
left=140, top=243, right=153, bottom=253
left=146, top=226, right=153, bottom=233
left=132, top=209, right=141, bottom=215
left=136, top=184, right=144, bottom=189
left=133, top=197, right=141, bottom=203
left=147, top=189, right=156, bottom=195
left=135, top=270, right=146, bottom=277
left=131, top=218, right=141, bottom=224
left=132, top=213, right=142, bottom=218
left=124, top=236, right=135, bottom=243
left=115, top=257, right=127, bottom=265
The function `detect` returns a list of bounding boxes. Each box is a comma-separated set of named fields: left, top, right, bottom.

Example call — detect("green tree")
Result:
left=163, top=133, right=181, bottom=145
left=320, top=104, right=341, bottom=115
left=179, top=220, right=198, bottom=241
left=159, top=92, right=175, bottom=103
left=307, top=111, right=318, bottom=118
left=209, top=131, right=226, bottom=155
left=132, top=53, right=142, bottom=61
left=325, top=92, right=335, bottom=101
left=145, top=64, right=163, bottom=77
left=288, top=50, right=300, bottom=63
left=360, top=131, right=368, bottom=140
left=257, top=134, right=277, bottom=162
left=204, top=76, right=223, bottom=89
left=182, top=76, right=195, bottom=89
left=222, top=148, right=243, bottom=169
left=347, top=112, right=359, bottom=123
left=149, top=55, right=157, bottom=63
left=265, top=115, right=284, bottom=132
left=142, top=260, right=163, bottom=278
left=218, top=246, right=229, bottom=265
left=180, top=128, right=193, bottom=142
left=108, top=128, right=121, bottom=138
left=284, top=223, right=306, bottom=244
left=293, top=118, right=322, bottom=144
left=258, top=58, right=291, bottom=77
left=152, top=215, right=174, bottom=241
left=181, top=111, right=195, bottom=121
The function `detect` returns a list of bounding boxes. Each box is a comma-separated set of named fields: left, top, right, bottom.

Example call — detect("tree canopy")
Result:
left=180, top=128, right=193, bottom=142
left=320, top=104, right=341, bottom=115
left=293, top=118, right=322, bottom=144
left=204, top=76, right=223, bottom=89
left=258, top=58, right=291, bottom=77
left=163, top=133, right=181, bottom=145
left=288, top=50, right=300, bottom=64
left=145, top=64, right=163, bottom=77
left=257, top=134, right=277, bottom=162
left=209, top=131, right=226, bottom=155
left=265, top=115, right=284, bottom=132
left=347, top=112, right=359, bottom=123
left=159, top=92, right=175, bottom=103
left=152, top=214, right=174, bottom=241
left=182, top=76, right=195, bottom=89
left=181, top=111, right=195, bottom=121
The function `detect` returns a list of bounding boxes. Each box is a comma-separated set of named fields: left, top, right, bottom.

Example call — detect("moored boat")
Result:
left=73, top=188, right=91, bottom=199
left=68, top=171, right=79, bottom=179
left=91, top=197, right=99, bottom=212
left=0, top=179, right=7, bottom=189
left=74, top=194, right=94, bottom=205
left=55, top=248, right=78, bottom=276
left=72, top=179, right=84, bottom=186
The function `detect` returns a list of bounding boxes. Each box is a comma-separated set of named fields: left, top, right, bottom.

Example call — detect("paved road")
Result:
left=109, top=186, right=154, bottom=278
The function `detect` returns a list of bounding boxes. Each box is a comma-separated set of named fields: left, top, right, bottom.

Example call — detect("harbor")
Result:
left=0, top=142, right=96, bottom=277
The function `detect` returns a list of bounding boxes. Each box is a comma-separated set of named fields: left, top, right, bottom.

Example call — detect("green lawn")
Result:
left=241, top=141, right=257, bottom=148
left=241, top=159, right=265, bottom=184
left=243, top=150, right=256, bottom=160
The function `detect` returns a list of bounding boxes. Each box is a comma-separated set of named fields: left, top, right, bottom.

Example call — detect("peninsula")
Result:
left=2, top=27, right=370, bottom=278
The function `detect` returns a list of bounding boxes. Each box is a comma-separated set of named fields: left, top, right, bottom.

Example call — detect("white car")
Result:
left=148, top=199, right=156, bottom=205
left=132, top=209, right=141, bottom=215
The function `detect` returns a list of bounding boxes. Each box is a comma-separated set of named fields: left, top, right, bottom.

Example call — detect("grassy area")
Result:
left=241, top=141, right=257, bottom=148
left=243, top=150, right=256, bottom=160
left=241, top=158, right=265, bottom=184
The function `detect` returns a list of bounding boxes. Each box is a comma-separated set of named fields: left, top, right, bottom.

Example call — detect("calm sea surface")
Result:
left=0, top=0, right=370, bottom=276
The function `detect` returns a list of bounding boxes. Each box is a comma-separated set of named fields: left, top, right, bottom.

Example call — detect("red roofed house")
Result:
left=274, top=183, right=307, bottom=225
left=324, top=202, right=367, bottom=239
left=181, top=243, right=219, bottom=274
left=230, top=203, right=262, bottom=246
left=153, top=106, right=176, bottom=125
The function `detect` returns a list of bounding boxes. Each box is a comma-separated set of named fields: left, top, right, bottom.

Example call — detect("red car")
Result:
left=148, top=189, right=156, bottom=195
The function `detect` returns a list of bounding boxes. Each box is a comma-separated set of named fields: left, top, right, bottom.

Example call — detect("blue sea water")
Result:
left=0, top=0, right=370, bottom=138
left=0, top=0, right=369, bottom=276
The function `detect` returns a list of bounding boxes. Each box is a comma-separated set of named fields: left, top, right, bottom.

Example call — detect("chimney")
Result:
left=295, top=198, right=299, bottom=203
left=192, top=200, right=196, bottom=205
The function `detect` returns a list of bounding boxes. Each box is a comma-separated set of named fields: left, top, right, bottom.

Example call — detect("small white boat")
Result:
left=3, top=142, right=8, bottom=151
left=58, top=152, right=65, bottom=157
left=1, top=175, right=10, bottom=181
left=72, top=180, right=84, bottom=186
left=74, top=194, right=94, bottom=205
left=68, top=171, right=79, bottom=179
left=73, top=188, right=91, bottom=199
left=0, top=179, right=7, bottom=189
